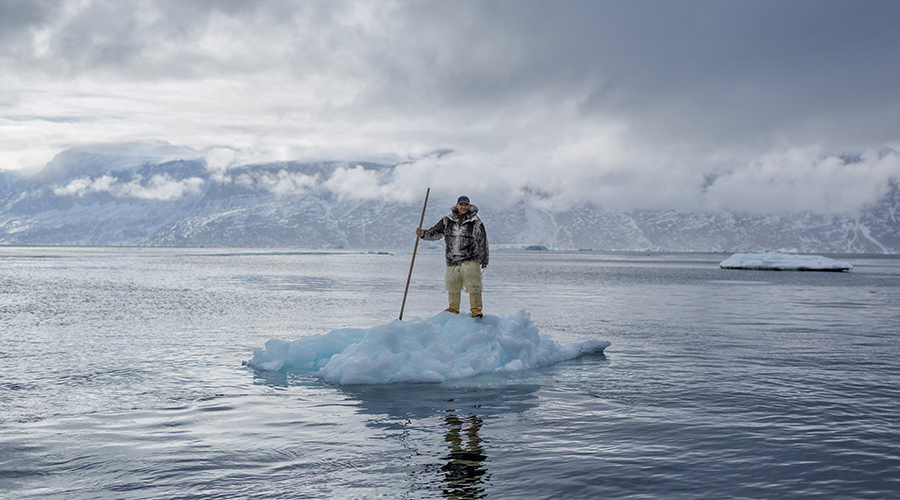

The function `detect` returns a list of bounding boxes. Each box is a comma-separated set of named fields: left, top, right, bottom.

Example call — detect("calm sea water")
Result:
left=1, top=247, right=898, bottom=499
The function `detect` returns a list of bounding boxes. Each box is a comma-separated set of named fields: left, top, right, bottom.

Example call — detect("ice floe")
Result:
left=245, top=310, right=610, bottom=384
left=719, top=252, right=853, bottom=271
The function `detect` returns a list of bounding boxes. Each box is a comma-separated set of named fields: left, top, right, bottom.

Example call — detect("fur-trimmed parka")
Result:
left=421, top=205, right=489, bottom=268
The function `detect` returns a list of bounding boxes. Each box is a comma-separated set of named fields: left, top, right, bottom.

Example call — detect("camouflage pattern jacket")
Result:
left=421, top=205, right=489, bottom=268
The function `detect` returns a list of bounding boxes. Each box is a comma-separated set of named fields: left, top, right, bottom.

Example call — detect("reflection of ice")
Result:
left=339, top=381, right=541, bottom=421
left=246, top=310, right=610, bottom=384
left=442, top=412, right=488, bottom=499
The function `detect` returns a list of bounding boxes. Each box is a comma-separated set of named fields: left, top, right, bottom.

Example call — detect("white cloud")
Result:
left=203, top=147, right=237, bottom=182
left=324, top=165, right=403, bottom=201
left=54, top=173, right=204, bottom=201
left=53, top=174, right=117, bottom=197
left=256, top=170, right=319, bottom=197
left=703, top=148, right=900, bottom=214
left=120, top=174, right=205, bottom=201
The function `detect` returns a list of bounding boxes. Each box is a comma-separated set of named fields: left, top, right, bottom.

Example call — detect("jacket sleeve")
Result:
left=421, top=217, right=446, bottom=241
left=476, top=220, right=489, bottom=267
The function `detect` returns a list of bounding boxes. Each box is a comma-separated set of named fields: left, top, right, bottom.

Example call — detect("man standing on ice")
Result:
left=416, top=195, right=489, bottom=318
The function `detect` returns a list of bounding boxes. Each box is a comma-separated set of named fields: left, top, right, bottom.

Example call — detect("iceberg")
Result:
left=719, top=252, right=853, bottom=271
left=245, top=310, right=610, bottom=384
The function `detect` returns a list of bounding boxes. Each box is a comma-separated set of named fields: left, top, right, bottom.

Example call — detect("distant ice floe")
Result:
left=719, top=252, right=853, bottom=271
left=245, top=310, right=610, bottom=384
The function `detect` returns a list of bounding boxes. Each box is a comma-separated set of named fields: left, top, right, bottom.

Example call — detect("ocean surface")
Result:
left=1, top=246, right=898, bottom=499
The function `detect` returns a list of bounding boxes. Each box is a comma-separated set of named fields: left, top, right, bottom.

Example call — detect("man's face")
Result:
left=457, top=203, right=469, bottom=214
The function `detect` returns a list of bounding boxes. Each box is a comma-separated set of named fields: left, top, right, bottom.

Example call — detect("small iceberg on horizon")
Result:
left=719, top=252, right=853, bottom=272
left=245, top=310, right=610, bottom=384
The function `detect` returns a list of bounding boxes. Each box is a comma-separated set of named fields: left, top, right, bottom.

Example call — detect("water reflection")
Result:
left=252, top=369, right=289, bottom=387
left=250, top=370, right=540, bottom=497
left=340, top=381, right=539, bottom=498
left=442, top=411, right=488, bottom=499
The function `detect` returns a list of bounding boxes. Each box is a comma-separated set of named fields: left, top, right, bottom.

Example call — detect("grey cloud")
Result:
left=12, top=1, right=899, bottom=133
left=2, top=0, right=899, bottom=214
left=0, top=0, right=52, bottom=41
left=487, top=1, right=900, bottom=150
left=369, top=1, right=900, bottom=151
left=5, top=0, right=353, bottom=78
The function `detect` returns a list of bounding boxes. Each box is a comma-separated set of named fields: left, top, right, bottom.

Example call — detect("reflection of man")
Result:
left=442, top=413, right=488, bottom=499
left=416, top=196, right=489, bottom=317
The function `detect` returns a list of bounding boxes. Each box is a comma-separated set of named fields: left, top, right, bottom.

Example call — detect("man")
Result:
left=416, top=195, right=489, bottom=317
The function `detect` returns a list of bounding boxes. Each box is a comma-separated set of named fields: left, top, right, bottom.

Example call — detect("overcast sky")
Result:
left=2, top=0, right=899, bottom=214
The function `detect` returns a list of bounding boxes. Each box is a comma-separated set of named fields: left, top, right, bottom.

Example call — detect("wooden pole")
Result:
left=400, top=187, right=430, bottom=320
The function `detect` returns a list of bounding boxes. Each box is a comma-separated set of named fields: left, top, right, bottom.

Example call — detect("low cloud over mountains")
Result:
left=1, top=143, right=898, bottom=253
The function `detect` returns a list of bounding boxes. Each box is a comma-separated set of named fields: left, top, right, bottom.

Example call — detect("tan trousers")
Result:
left=445, top=261, right=483, bottom=315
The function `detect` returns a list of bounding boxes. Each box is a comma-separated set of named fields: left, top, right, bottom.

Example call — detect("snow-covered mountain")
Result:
left=2, top=143, right=899, bottom=253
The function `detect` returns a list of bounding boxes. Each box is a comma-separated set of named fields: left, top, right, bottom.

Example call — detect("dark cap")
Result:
left=457, top=196, right=470, bottom=205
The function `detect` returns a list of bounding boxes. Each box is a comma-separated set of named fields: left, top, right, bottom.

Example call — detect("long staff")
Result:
left=399, top=187, right=430, bottom=320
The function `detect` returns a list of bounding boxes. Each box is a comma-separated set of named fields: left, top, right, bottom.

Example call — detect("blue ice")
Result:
left=246, top=310, right=610, bottom=384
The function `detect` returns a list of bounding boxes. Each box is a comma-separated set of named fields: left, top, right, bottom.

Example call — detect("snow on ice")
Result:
left=719, top=252, right=853, bottom=271
left=245, top=310, right=610, bottom=384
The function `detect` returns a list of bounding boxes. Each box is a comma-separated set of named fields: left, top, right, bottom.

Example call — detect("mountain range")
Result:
left=1, top=142, right=898, bottom=253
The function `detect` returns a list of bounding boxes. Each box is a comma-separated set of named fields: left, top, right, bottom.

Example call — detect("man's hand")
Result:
left=416, top=228, right=424, bottom=238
